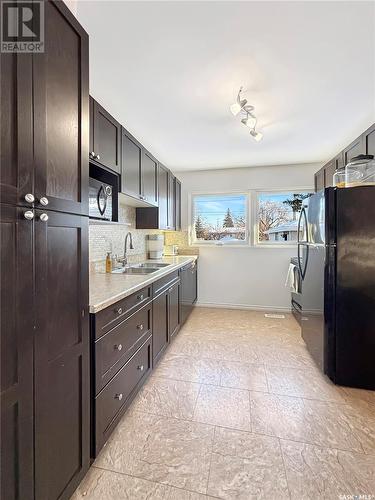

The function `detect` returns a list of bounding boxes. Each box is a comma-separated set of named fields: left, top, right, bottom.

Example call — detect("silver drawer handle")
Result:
left=115, top=393, right=123, bottom=401
left=137, top=294, right=144, bottom=301
left=115, top=307, right=123, bottom=315
left=137, top=324, right=144, bottom=331
left=24, top=193, right=35, bottom=203
left=137, top=365, right=144, bottom=371
left=24, top=210, right=34, bottom=220
left=114, top=344, right=122, bottom=351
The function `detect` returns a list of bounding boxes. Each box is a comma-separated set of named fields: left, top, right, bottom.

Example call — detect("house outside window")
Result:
left=256, top=191, right=313, bottom=245
left=191, top=193, right=248, bottom=245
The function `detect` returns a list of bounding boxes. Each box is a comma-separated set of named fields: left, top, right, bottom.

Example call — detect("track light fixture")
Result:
left=230, top=87, right=263, bottom=142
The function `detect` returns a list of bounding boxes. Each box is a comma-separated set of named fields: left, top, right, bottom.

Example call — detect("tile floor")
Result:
left=72, top=308, right=375, bottom=500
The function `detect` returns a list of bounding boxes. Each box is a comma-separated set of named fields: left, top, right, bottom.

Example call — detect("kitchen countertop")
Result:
left=89, top=255, right=198, bottom=313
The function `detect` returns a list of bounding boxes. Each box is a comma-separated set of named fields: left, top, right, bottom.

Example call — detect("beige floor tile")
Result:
left=132, top=377, right=201, bottom=420
left=193, top=385, right=251, bottom=431
left=281, top=439, right=375, bottom=500
left=250, top=391, right=375, bottom=453
left=207, top=428, right=289, bottom=499
left=220, top=361, right=268, bottom=392
left=167, top=488, right=216, bottom=499
left=95, top=410, right=214, bottom=494
left=70, top=467, right=170, bottom=499
left=265, top=364, right=345, bottom=402
left=257, top=345, right=315, bottom=369
left=154, top=354, right=221, bottom=385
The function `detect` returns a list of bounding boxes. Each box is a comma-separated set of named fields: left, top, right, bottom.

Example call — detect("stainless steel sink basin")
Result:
left=112, top=267, right=159, bottom=275
left=137, top=262, right=170, bottom=268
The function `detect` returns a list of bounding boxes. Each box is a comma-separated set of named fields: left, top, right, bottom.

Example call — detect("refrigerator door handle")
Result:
left=298, top=242, right=309, bottom=280
left=297, top=206, right=308, bottom=244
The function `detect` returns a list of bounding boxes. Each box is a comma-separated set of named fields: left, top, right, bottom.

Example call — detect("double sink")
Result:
left=111, top=262, right=170, bottom=275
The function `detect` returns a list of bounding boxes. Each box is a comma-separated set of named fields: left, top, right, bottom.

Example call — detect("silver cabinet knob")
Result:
left=137, top=294, right=144, bottom=301
left=137, top=324, right=144, bottom=331
left=24, top=210, right=34, bottom=220
left=24, top=193, right=35, bottom=203
left=115, top=307, right=123, bottom=315
left=39, top=213, right=49, bottom=222
left=137, top=365, right=144, bottom=371
left=39, top=196, right=49, bottom=206
left=115, top=393, right=123, bottom=401
left=114, top=344, right=123, bottom=351
left=96, top=154, right=100, bottom=160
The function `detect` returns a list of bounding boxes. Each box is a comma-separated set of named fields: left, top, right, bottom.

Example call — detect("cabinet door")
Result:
left=167, top=172, right=175, bottom=230
left=92, top=99, right=121, bottom=174
left=142, top=151, right=158, bottom=206
left=168, top=281, right=180, bottom=339
left=343, top=135, right=365, bottom=165
left=33, top=0, right=89, bottom=216
left=364, top=124, right=375, bottom=156
left=324, top=160, right=336, bottom=188
left=34, top=211, right=90, bottom=500
left=0, top=205, right=34, bottom=500
left=0, top=53, right=33, bottom=207
left=174, top=178, right=181, bottom=231
left=314, top=168, right=325, bottom=192
left=158, top=165, right=169, bottom=230
left=334, top=153, right=344, bottom=170
left=152, top=290, right=169, bottom=362
left=121, top=128, right=141, bottom=198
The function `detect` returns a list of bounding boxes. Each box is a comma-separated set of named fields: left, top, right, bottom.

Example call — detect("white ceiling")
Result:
left=77, top=1, right=375, bottom=171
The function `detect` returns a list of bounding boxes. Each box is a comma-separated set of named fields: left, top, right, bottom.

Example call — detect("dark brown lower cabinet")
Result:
left=1, top=204, right=34, bottom=500
left=152, top=288, right=169, bottom=362
left=0, top=206, right=90, bottom=500
left=34, top=211, right=90, bottom=500
left=152, top=275, right=181, bottom=364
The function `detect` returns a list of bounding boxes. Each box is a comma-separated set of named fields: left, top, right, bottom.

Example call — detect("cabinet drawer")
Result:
left=95, top=303, right=152, bottom=393
left=153, top=271, right=179, bottom=296
left=95, top=336, right=152, bottom=455
left=94, top=285, right=152, bottom=339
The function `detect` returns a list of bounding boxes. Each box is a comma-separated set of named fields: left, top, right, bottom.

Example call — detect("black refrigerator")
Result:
left=298, top=186, right=375, bottom=390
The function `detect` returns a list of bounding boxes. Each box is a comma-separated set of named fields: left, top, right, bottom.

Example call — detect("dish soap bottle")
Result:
left=105, top=252, right=112, bottom=273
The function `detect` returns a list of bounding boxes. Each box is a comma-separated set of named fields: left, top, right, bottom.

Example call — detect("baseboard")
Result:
left=195, top=301, right=291, bottom=313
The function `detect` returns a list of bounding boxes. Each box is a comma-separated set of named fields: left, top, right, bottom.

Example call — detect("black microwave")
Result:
left=89, top=164, right=119, bottom=221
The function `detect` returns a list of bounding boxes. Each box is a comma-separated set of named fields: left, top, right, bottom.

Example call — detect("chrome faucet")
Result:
left=122, top=232, right=134, bottom=267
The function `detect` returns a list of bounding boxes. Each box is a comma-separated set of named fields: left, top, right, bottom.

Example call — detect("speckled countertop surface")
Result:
left=89, top=255, right=198, bottom=313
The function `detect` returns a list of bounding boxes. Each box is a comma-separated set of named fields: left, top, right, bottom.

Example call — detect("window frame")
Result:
left=189, top=191, right=250, bottom=247
left=253, top=188, right=314, bottom=247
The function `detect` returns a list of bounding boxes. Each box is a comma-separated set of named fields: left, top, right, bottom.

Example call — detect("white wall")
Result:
left=176, top=163, right=319, bottom=311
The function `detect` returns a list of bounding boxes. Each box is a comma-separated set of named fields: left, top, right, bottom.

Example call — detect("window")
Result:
left=256, top=191, right=313, bottom=245
left=191, top=193, right=248, bottom=245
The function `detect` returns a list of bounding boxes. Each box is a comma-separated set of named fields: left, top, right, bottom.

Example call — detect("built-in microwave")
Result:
left=89, top=164, right=119, bottom=221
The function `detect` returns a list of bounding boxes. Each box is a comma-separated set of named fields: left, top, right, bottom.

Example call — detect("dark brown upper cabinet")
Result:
left=343, top=135, right=365, bottom=165
left=364, top=123, right=375, bottom=156
left=136, top=165, right=179, bottom=230
left=0, top=1, right=89, bottom=216
left=324, top=159, right=336, bottom=188
left=314, top=123, right=374, bottom=191
left=141, top=151, right=158, bottom=206
left=121, top=127, right=158, bottom=207
left=121, top=127, right=142, bottom=199
left=90, top=97, right=121, bottom=174
left=175, top=178, right=181, bottom=231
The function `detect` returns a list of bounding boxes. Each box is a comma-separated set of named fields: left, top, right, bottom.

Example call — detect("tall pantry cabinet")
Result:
left=0, top=1, right=90, bottom=499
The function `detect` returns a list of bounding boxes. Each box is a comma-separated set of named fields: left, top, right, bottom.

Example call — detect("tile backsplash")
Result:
left=89, top=203, right=160, bottom=264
